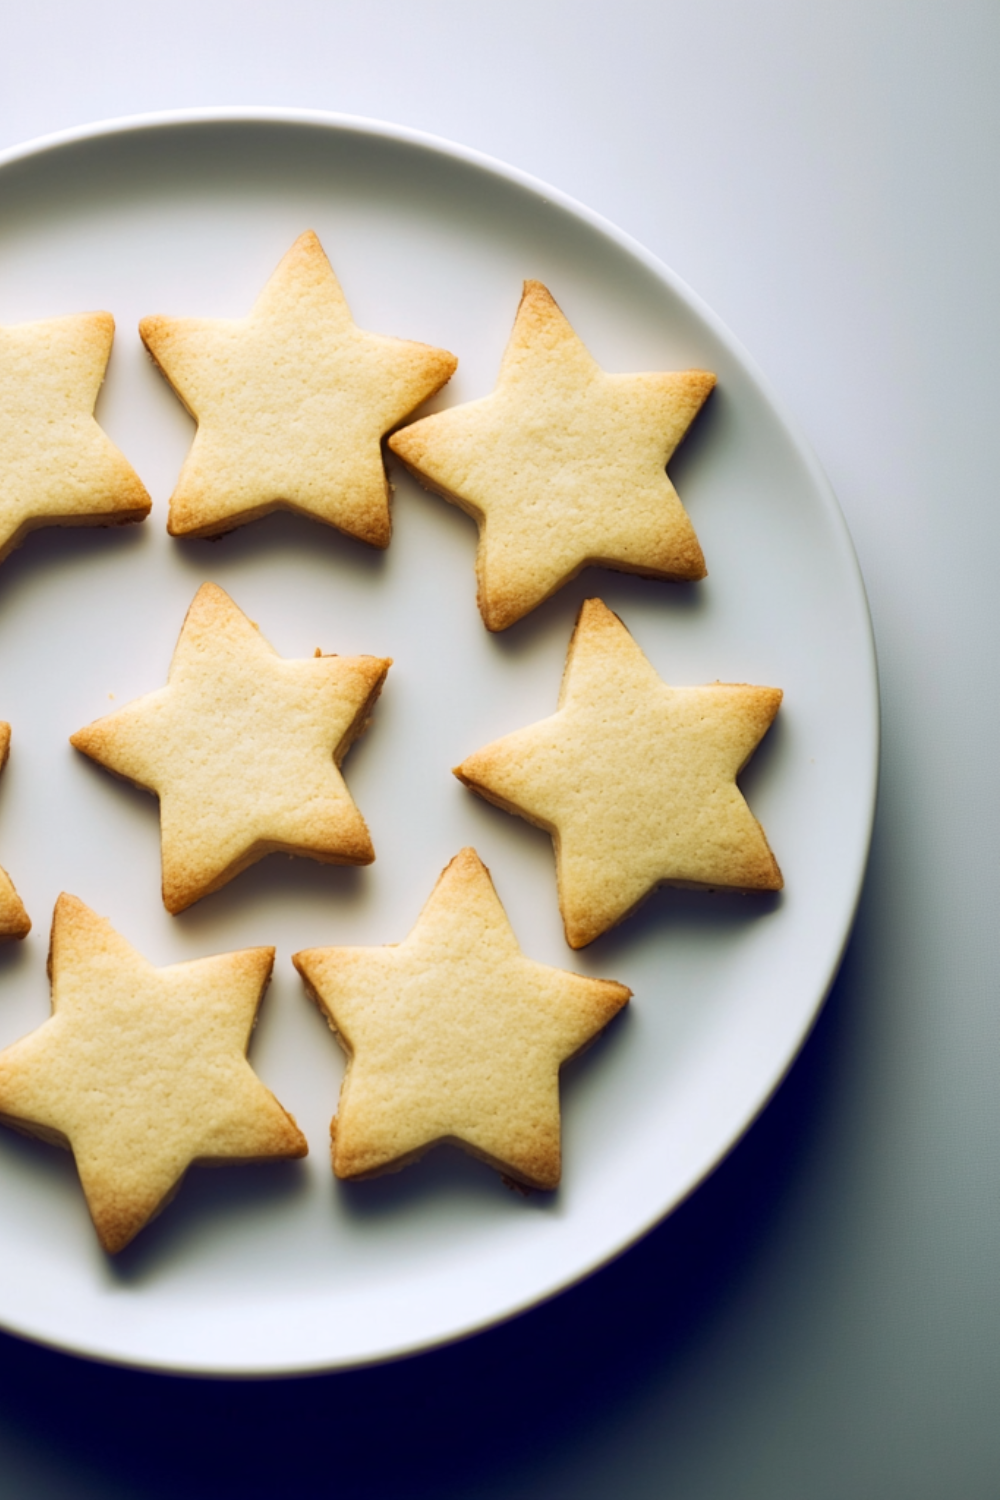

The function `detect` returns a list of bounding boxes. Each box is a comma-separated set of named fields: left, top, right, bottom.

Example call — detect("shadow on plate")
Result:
left=0, top=518, right=150, bottom=624
left=108, top=1158, right=314, bottom=1284
left=168, top=507, right=391, bottom=588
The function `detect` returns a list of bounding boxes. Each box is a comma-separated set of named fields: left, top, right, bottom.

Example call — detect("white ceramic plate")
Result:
left=0, top=110, right=877, bottom=1375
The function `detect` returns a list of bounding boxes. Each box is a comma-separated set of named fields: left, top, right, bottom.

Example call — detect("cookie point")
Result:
left=53, top=891, right=91, bottom=924
left=449, top=845, right=485, bottom=875
left=521, top=278, right=553, bottom=306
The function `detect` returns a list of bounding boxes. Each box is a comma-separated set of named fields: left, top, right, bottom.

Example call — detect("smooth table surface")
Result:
left=0, top=3, right=998, bottom=1496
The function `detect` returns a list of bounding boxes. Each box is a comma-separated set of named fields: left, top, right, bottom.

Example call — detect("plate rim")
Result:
left=0, top=106, right=880, bottom=1377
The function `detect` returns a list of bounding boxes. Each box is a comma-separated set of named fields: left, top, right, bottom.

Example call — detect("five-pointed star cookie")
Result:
left=388, top=280, right=715, bottom=630
left=0, top=724, right=29, bottom=940
left=455, top=599, right=783, bottom=948
left=70, top=582, right=390, bottom=913
left=293, top=847, right=629, bottom=1188
left=0, top=311, right=150, bottom=564
left=0, top=895, right=306, bottom=1253
left=140, top=230, right=458, bottom=544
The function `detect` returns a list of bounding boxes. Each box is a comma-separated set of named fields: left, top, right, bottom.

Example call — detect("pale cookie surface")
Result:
left=389, top=280, right=714, bottom=630
left=140, top=230, right=458, bottom=543
left=0, top=312, right=150, bottom=563
left=0, top=895, right=306, bottom=1253
left=294, top=847, right=629, bottom=1189
left=455, top=599, right=783, bottom=948
left=0, top=724, right=29, bottom=940
left=71, top=582, right=390, bottom=913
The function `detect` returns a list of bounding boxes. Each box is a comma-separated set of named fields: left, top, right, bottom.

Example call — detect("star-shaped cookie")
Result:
left=293, top=847, right=629, bottom=1188
left=0, top=311, right=150, bottom=564
left=455, top=599, right=783, bottom=948
left=0, top=723, right=29, bottom=940
left=140, top=230, right=458, bottom=544
left=388, top=280, right=715, bottom=630
left=71, top=582, right=390, bottom=913
left=0, top=895, right=306, bottom=1252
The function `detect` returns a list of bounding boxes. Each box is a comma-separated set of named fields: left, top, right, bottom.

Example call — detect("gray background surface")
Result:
left=0, top=3, right=997, bottom=1495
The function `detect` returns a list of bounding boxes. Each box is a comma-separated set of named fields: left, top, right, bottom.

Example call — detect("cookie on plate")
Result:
left=293, top=847, right=629, bottom=1189
left=0, top=724, right=29, bottom=940
left=0, top=895, right=306, bottom=1253
left=455, top=598, right=783, bottom=947
left=0, top=311, right=150, bottom=565
left=140, top=230, right=458, bottom=544
left=389, top=280, right=714, bottom=630
left=71, top=582, right=390, bottom=913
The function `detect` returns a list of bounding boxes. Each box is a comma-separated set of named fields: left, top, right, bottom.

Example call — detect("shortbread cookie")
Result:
left=389, top=280, right=714, bottom=630
left=455, top=599, right=782, bottom=947
left=294, top=847, right=629, bottom=1188
left=0, top=724, right=29, bottom=940
left=140, top=230, right=458, bottom=544
left=71, top=582, right=390, bottom=913
left=0, top=895, right=306, bottom=1253
left=0, top=311, right=150, bottom=564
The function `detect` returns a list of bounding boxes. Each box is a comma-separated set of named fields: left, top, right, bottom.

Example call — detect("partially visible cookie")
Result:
left=0, top=894, right=306, bottom=1253
left=389, top=280, right=714, bottom=629
left=455, top=598, right=783, bottom=947
left=140, top=230, right=458, bottom=544
left=71, top=582, right=390, bottom=913
left=0, top=724, right=29, bottom=940
left=0, top=312, right=150, bottom=564
left=293, top=847, right=629, bottom=1189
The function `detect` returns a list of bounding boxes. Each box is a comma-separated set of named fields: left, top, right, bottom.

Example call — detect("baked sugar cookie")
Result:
left=141, top=230, right=458, bottom=544
left=389, top=280, right=714, bottom=629
left=294, top=847, right=629, bottom=1189
left=71, top=582, right=390, bottom=913
left=0, top=311, right=149, bottom=564
left=455, top=599, right=782, bottom=947
left=0, top=895, right=306, bottom=1253
left=0, top=724, right=29, bottom=940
